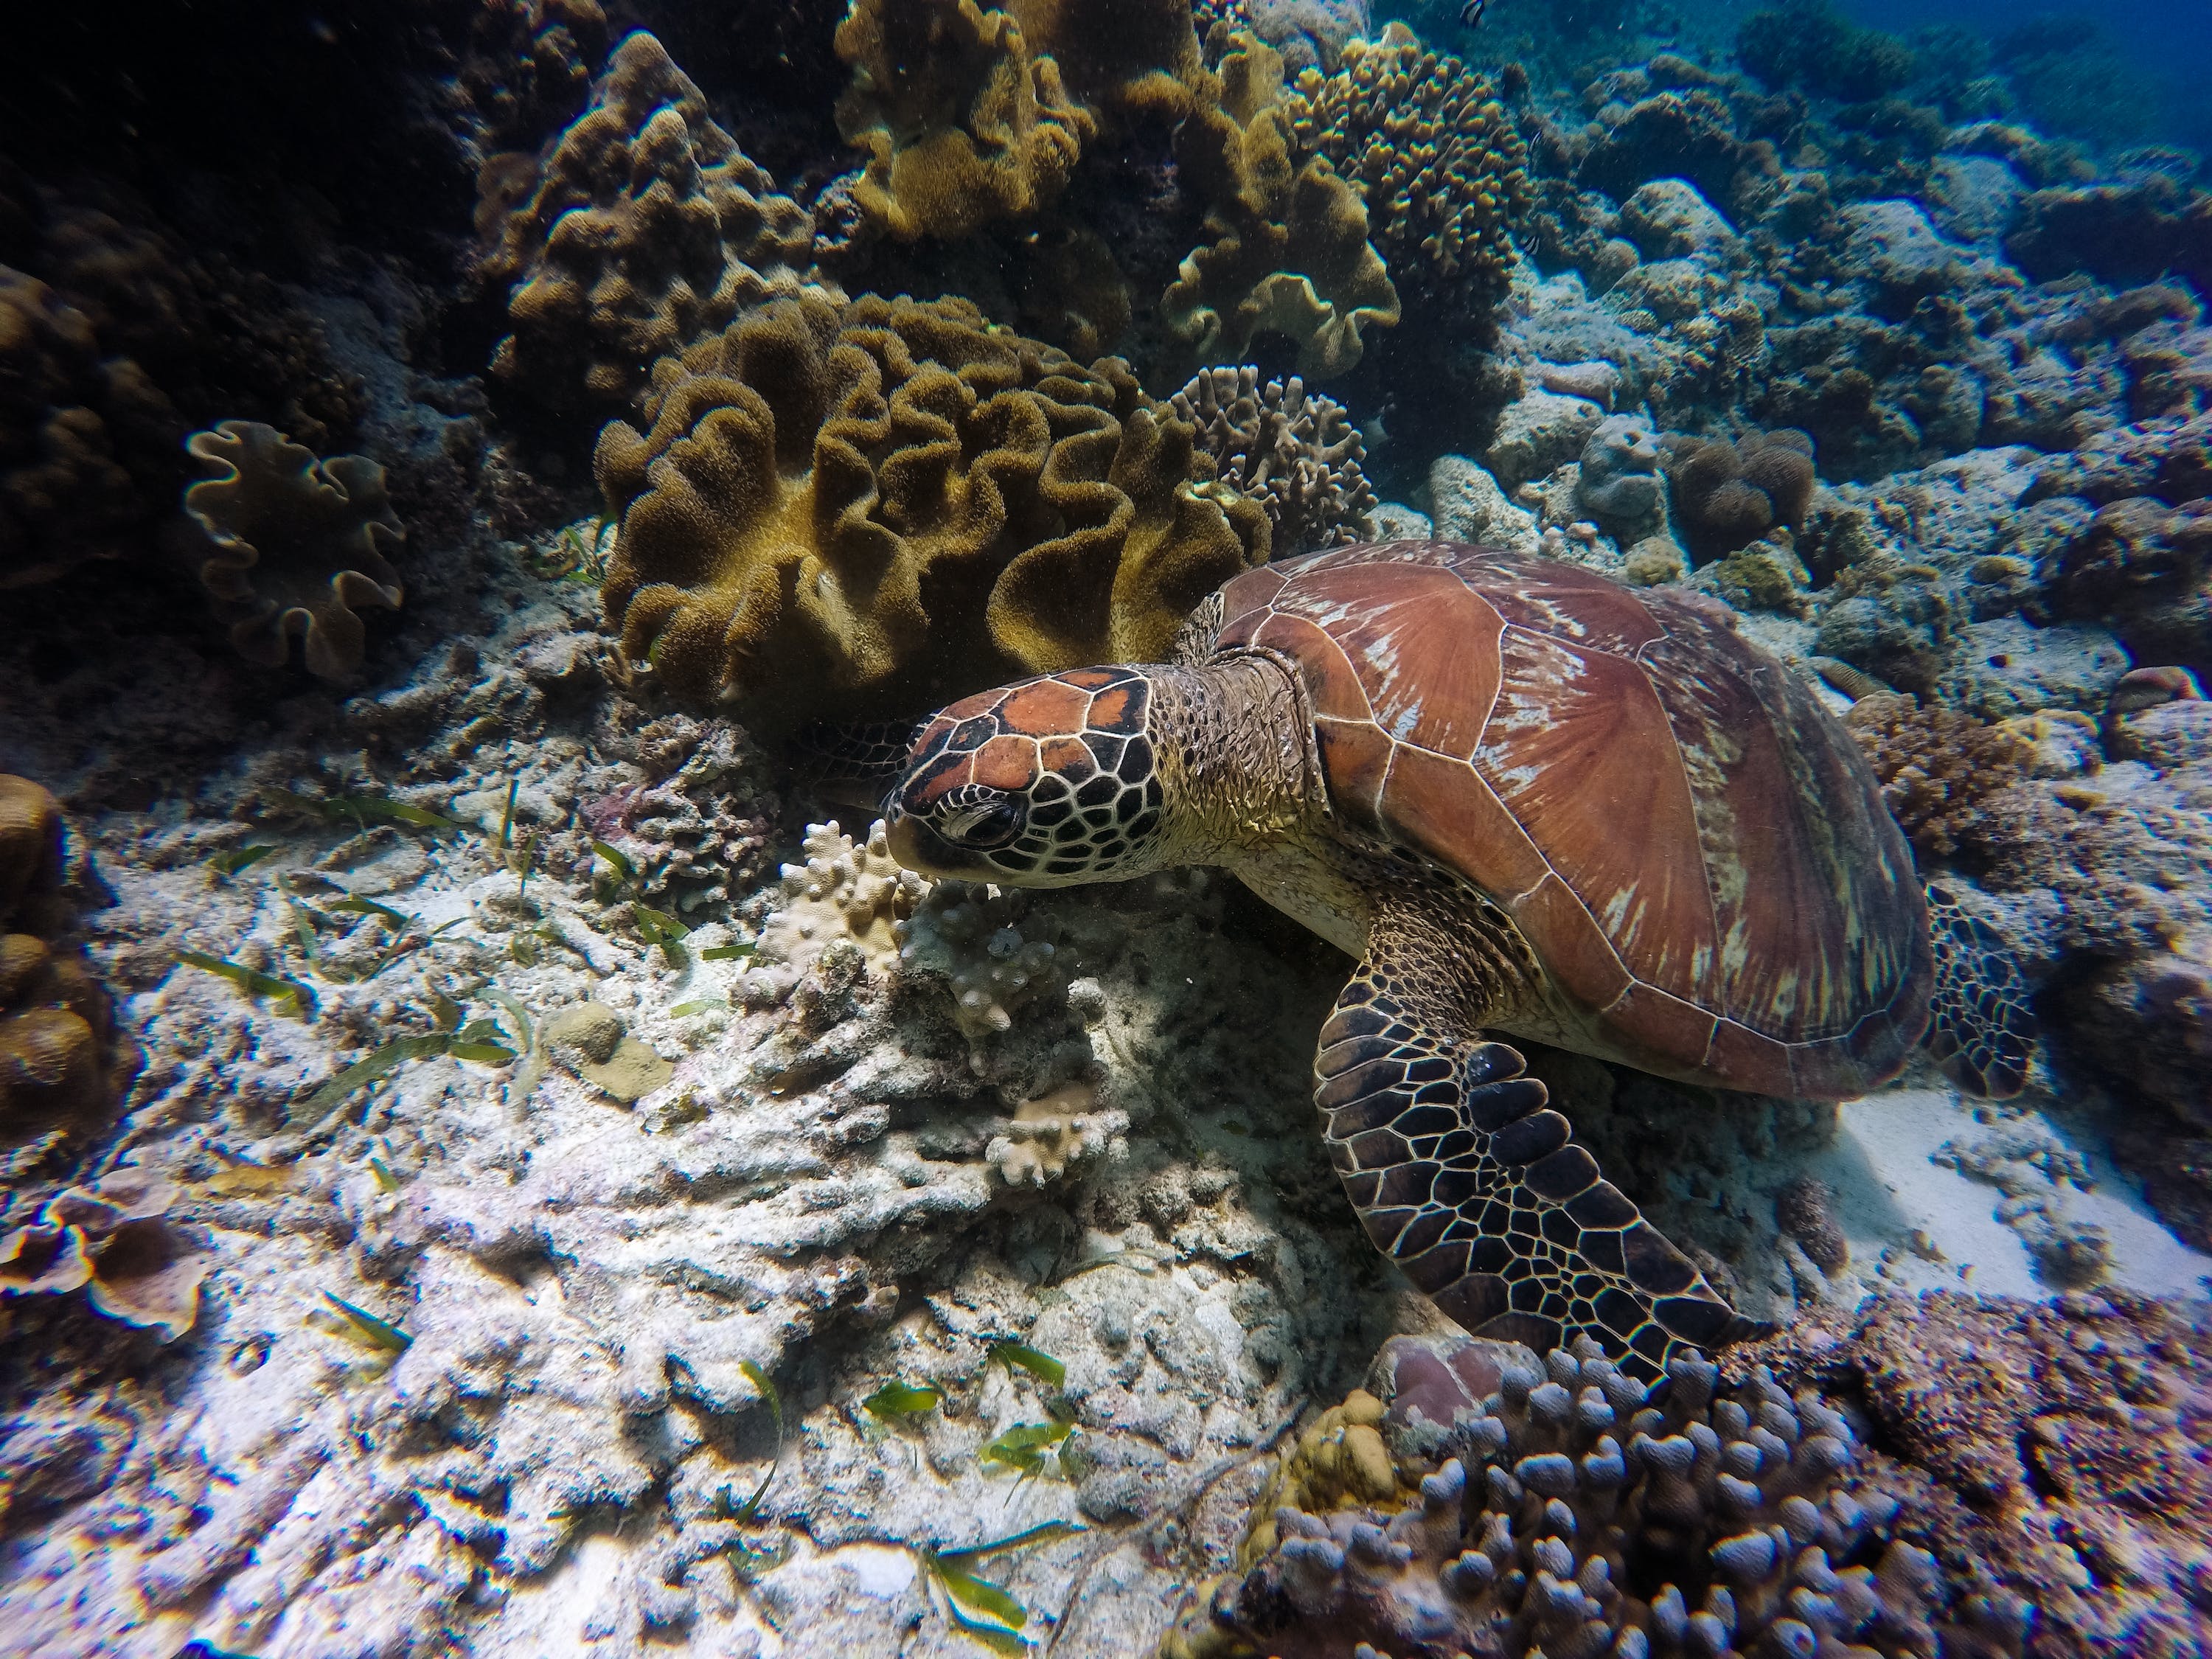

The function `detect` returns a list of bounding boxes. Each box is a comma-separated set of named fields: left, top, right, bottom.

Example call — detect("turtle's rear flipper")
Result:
left=1316, top=934, right=1756, bottom=1385
left=1924, top=883, right=2037, bottom=1098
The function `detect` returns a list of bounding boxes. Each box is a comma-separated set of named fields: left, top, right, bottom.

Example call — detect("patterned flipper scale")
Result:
left=1316, top=973, right=1756, bottom=1385
left=1923, top=883, right=2037, bottom=1099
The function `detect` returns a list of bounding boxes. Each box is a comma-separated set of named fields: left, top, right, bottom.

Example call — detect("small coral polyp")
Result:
left=180, top=420, right=405, bottom=681
left=596, top=290, right=1269, bottom=728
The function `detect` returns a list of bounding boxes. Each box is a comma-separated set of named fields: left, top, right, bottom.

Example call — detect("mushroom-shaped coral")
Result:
left=0, top=1169, right=206, bottom=1342
left=1170, top=366, right=1375, bottom=554
left=178, top=420, right=404, bottom=681
left=475, top=31, right=817, bottom=413
left=596, top=291, right=1270, bottom=728
left=1164, top=33, right=1399, bottom=380
left=1284, top=21, right=1532, bottom=315
left=1660, top=427, right=1816, bottom=560
left=1576, top=413, right=1665, bottom=522
left=2, top=776, right=133, bottom=1139
left=1165, top=1332, right=1972, bottom=1659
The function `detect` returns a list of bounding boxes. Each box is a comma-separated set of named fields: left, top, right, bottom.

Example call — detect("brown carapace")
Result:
left=886, top=541, right=2035, bottom=1380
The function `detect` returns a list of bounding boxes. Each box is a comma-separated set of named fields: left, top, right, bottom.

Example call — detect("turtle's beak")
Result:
left=884, top=806, right=1003, bottom=880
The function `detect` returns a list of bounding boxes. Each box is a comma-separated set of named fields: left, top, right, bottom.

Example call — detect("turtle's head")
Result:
left=884, top=668, right=1168, bottom=886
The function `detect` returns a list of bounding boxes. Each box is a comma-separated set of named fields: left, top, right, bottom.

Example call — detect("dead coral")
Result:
left=597, top=290, right=1270, bottom=729
left=832, top=0, right=1094, bottom=241
left=1169, top=366, right=1374, bottom=554
left=0, top=1169, right=206, bottom=1342
left=1164, top=32, right=1399, bottom=380
left=1660, top=427, right=1817, bottom=560
left=1843, top=692, right=2034, bottom=862
left=1166, top=1332, right=1989, bottom=1659
left=178, top=420, right=406, bottom=682
left=1285, top=21, right=1533, bottom=314
left=1746, top=1291, right=2212, bottom=1658
left=476, top=31, right=816, bottom=414
left=2, top=776, right=135, bottom=1148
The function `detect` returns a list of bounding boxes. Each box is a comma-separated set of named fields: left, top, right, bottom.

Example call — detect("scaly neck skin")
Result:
left=1147, top=655, right=1321, bottom=867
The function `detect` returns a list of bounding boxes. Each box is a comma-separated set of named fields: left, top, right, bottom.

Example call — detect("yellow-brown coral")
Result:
left=179, top=420, right=405, bottom=681
left=1, top=776, right=132, bottom=1140
left=1844, top=691, right=2034, bottom=860
left=596, top=290, right=1270, bottom=728
left=0, top=1169, right=206, bottom=1341
left=476, top=31, right=816, bottom=411
left=832, top=0, right=1094, bottom=241
left=1163, top=34, right=1399, bottom=380
left=1285, top=22, right=1533, bottom=312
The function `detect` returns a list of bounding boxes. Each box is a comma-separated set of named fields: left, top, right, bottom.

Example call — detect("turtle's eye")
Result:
left=938, top=794, right=1026, bottom=849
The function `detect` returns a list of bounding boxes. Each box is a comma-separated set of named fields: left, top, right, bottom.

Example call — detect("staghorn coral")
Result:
left=1164, top=33, right=1399, bottom=380
left=476, top=31, right=816, bottom=414
left=178, top=421, right=406, bottom=682
left=1169, top=366, right=1374, bottom=554
left=1660, top=428, right=1816, bottom=561
left=0, top=1169, right=206, bottom=1342
left=1842, top=692, right=2034, bottom=863
left=596, top=290, right=1269, bottom=728
left=1166, top=1332, right=1982, bottom=1659
left=1748, top=1292, right=2212, bottom=1658
left=1284, top=22, right=1533, bottom=316
left=2, top=776, right=134, bottom=1148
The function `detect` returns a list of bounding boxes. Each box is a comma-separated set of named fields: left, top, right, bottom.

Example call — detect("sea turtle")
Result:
left=877, top=540, right=2035, bottom=1378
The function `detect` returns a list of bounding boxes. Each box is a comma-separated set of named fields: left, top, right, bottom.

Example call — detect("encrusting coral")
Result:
left=1169, top=366, right=1375, bottom=554
left=1660, top=428, right=1817, bottom=560
left=0, top=1169, right=207, bottom=1343
left=596, top=290, right=1270, bottom=728
left=177, top=420, right=406, bottom=682
left=1166, top=1332, right=1992, bottom=1659
left=475, top=30, right=816, bottom=414
left=1842, top=691, right=2035, bottom=862
left=1164, top=33, right=1400, bottom=380
left=1285, top=21, right=1534, bottom=316
left=2, top=776, right=134, bottom=1147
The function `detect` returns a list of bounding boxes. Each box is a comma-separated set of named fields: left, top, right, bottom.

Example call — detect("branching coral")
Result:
left=741, top=820, right=931, bottom=1012
left=1166, top=1333, right=1983, bottom=1659
left=1842, top=692, right=2034, bottom=862
left=1169, top=366, right=1374, bottom=554
left=476, top=31, right=815, bottom=413
left=897, top=879, right=1066, bottom=1043
left=3, top=776, right=134, bottom=1143
left=0, top=1169, right=206, bottom=1341
left=596, top=290, right=1270, bottom=728
left=1284, top=21, right=1533, bottom=314
left=1660, top=428, right=1816, bottom=560
left=178, top=420, right=406, bottom=681
left=987, top=1079, right=1127, bottom=1186
left=1164, top=34, right=1399, bottom=380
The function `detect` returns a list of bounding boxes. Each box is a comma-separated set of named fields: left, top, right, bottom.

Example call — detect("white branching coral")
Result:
left=897, top=880, right=1065, bottom=1043
left=741, top=820, right=928, bottom=1007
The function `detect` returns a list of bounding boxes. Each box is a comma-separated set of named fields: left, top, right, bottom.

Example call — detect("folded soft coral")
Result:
left=0, top=1169, right=206, bottom=1342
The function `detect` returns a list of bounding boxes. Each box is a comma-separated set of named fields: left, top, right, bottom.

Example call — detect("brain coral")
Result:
left=1169, top=366, right=1374, bottom=553
left=596, top=291, right=1270, bottom=728
left=1164, top=33, right=1399, bottom=380
left=1660, top=428, right=1816, bottom=560
left=476, top=31, right=816, bottom=413
left=1, top=776, right=133, bottom=1141
left=1167, top=1332, right=1984, bottom=1659
left=1285, top=21, right=1533, bottom=315
left=178, top=421, right=406, bottom=681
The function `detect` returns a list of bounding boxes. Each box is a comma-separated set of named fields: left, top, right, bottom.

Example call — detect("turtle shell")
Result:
left=1212, top=540, right=1931, bottom=1098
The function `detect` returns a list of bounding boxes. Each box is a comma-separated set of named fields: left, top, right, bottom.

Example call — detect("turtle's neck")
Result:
left=1147, top=655, right=1321, bottom=866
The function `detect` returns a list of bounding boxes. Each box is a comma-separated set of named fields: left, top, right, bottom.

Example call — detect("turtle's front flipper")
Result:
left=1316, top=916, right=1753, bottom=1383
left=787, top=719, right=929, bottom=810
left=1923, top=883, right=2037, bottom=1098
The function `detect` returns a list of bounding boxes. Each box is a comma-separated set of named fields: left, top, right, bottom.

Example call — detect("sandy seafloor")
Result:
left=3, top=1, right=2212, bottom=1655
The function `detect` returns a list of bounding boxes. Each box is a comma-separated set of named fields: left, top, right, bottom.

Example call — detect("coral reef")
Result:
left=1842, top=692, right=2035, bottom=862
left=177, top=420, right=406, bottom=682
left=475, top=31, right=816, bottom=414
left=1169, top=366, right=1375, bottom=553
left=1166, top=1332, right=1975, bottom=1659
left=898, top=877, right=1069, bottom=1043
left=0, top=1169, right=206, bottom=1342
left=1164, top=34, right=1400, bottom=380
left=741, top=818, right=928, bottom=1009
left=1, top=776, right=132, bottom=1153
left=1660, top=428, right=1816, bottom=561
left=596, top=290, right=1269, bottom=728
left=1284, top=23, right=1533, bottom=315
